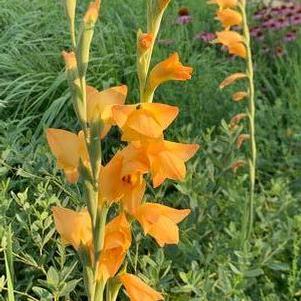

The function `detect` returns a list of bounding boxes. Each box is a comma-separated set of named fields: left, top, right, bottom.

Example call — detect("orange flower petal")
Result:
left=148, top=216, right=179, bottom=247
left=208, top=0, right=238, bottom=9
left=126, top=109, right=164, bottom=139
left=135, top=203, right=190, bottom=246
left=52, top=207, right=92, bottom=250
left=216, top=8, right=242, bottom=27
left=86, top=85, right=127, bottom=123
left=216, top=30, right=244, bottom=46
left=122, top=179, right=146, bottom=215
left=146, top=140, right=199, bottom=187
left=141, top=103, right=179, bottom=130
left=98, top=85, right=128, bottom=122
left=99, top=145, right=148, bottom=212
left=219, top=72, right=247, bottom=89
left=46, top=129, right=81, bottom=183
left=228, top=42, right=247, bottom=58
left=97, top=213, right=131, bottom=281
left=112, top=103, right=178, bottom=141
left=112, top=105, right=137, bottom=128
left=148, top=53, right=192, bottom=92
left=119, top=273, right=164, bottom=301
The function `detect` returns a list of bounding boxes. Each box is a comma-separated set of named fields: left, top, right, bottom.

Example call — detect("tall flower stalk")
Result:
left=209, top=0, right=256, bottom=254
left=46, top=1, right=198, bottom=300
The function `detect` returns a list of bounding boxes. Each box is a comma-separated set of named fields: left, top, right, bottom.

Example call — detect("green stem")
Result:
left=240, top=0, right=256, bottom=248
left=70, top=19, right=76, bottom=50
left=94, top=281, right=105, bottom=301
left=94, top=205, right=109, bottom=262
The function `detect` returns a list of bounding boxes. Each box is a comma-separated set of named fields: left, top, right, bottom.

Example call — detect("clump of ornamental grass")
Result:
left=45, top=0, right=198, bottom=300
left=209, top=0, right=257, bottom=284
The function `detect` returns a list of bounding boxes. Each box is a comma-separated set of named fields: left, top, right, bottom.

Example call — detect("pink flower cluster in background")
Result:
left=169, top=3, right=299, bottom=58
left=250, top=1, right=300, bottom=56
left=177, top=7, right=193, bottom=25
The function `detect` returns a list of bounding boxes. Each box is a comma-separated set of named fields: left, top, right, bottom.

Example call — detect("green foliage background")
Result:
left=0, top=0, right=301, bottom=300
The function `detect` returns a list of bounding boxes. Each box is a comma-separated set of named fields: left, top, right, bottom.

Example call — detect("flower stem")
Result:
left=240, top=0, right=256, bottom=250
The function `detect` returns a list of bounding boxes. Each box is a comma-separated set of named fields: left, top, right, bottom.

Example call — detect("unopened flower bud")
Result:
left=236, top=134, right=250, bottom=148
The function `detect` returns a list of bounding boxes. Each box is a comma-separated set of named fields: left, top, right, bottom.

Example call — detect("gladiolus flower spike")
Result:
left=47, top=0, right=199, bottom=300
left=209, top=0, right=258, bottom=282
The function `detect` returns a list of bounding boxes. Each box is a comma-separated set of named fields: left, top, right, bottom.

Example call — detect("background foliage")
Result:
left=0, top=0, right=301, bottom=300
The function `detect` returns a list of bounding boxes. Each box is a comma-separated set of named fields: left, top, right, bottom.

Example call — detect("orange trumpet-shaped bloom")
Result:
left=216, top=31, right=246, bottom=58
left=208, top=0, right=238, bottom=9
left=112, top=103, right=179, bottom=141
left=216, top=9, right=242, bottom=28
left=137, top=139, right=199, bottom=188
left=46, top=129, right=89, bottom=183
left=97, top=213, right=131, bottom=282
left=86, top=85, right=127, bottom=138
left=135, top=203, right=190, bottom=247
left=52, top=207, right=92, bottom=251
left=99, top=145, right=148, bottom=214
left=119, top=273, right=164, bottom=301
left=148, top=53, right=192, bottom=92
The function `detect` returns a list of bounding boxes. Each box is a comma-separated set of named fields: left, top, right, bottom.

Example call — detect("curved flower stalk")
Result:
left=45, top=0, right=199, bottom=300
left=209, top=0, right=256, bottom=256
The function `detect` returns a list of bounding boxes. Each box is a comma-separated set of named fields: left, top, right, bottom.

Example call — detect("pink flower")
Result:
left=177, top=15, right=192, bottom=25
left=194, top=32, right=216, bottom=43
left=276, top=17, right=290, bottom=28
left=290, top=15, right=301, bottom=25
left=262, top=19, right=278, bottom=29
left=283, top=31, right=298, bottom=42
left=250, top=26, right=264, bottom=40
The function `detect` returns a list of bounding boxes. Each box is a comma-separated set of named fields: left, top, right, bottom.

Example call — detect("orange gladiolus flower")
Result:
left=216, top=31, right=246, bottom=58
left=208, top=0, right=238, bottom=9
left=86, top=85, right=127, bottom=138
left=148, top=53, right=192, bottom=93
left=112, top=103, right=179, bottom=141
left=97, top=213, right=131, bottom=282
left=99, top=145, right=148, bottom=214
left=52, top=207, right=92, bottom=251
left=135, top=203, right=190, bottom=247
left=46, top=129, right=89, bottom=183
left=119, top=273, right=164, bottom=301
left=137, top=139, right=199, bottom=188
left=216, top=8, right=242, bottom=28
